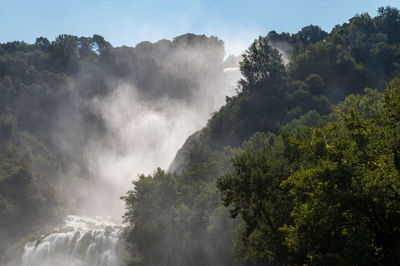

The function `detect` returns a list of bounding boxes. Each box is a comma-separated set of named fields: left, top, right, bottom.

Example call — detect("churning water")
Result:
left=21, top=215, right=123, bottom=266
left=17, top=67, right=241, bottom=266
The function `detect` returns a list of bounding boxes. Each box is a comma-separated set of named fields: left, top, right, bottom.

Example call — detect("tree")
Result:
left=35, top=37, right=50, bottom=52
left=296, top=25, right=328, bottom=46
left=383, top=77, right=400, bottom=171
left=218, top=132, right=295, bottom=264
left=281, top=80, right=400, bottom=264
left=240, top=36, right=286, bottom=88
left=302, top=73, right=325, bottom=95
left=376, top=6, right=400, bottom=43
left=50, top=34, right=80, bottom=72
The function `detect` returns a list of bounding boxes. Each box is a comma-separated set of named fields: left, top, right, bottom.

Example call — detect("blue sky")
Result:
left=1, top=0, right=399, bottom=55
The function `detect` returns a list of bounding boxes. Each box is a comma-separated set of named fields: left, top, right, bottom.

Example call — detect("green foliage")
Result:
left=206, top=37, right=290, bottom=149
left=296, top=25, right=328, bottom=47
left=376, top=6, right=400, bottom=44
left=383, top=77, right=400, bottom=171
left=124, top=7, right=400, bottom=266
left=218, top=132, right=295, bottom=264
left=332, top=87, right=384, bottom=121
left=217, top=78, right=400, bottom=265
left=240, top=36, right=286, bottom=87
left=281, top=82, right=400, bottom=264
left=123, top=148, right=244, bottom=266
left=1, top=5, right=397, bottom=265
left=0, top=32, right=229, bottom=258
left=302, top=73, right=325, bottom=95
left=282, top=110, right=323, bottom=131
left=179, top=7, right=400, bottom=167
left=0, top=115, right=62, bottom=255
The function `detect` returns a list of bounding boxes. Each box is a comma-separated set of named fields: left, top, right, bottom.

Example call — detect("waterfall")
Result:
left=21, top=215, right=123, bottom=266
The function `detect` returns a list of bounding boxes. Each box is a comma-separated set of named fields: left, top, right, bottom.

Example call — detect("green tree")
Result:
left=240, top=36, right=286, bottom=88
left=383, top=77, right=400, bottom=171
left=302, top=73, right=325, bottom=95
left=296, top=25, right=328, bottom=46
left=281, top=79, right=400, bottom=264
left=218, top=132, right=296, bottom=264
left=50, top=34, right=80, bottom=72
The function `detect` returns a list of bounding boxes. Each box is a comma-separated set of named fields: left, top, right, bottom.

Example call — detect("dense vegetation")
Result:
left=0, top=115, right=63, bottom=254
left=0, top=33, right=228, bottom=258
left=219, top=82, right=400, bottom=265
left=1, top=4, right=400, bottom=266
left=123, top=6, right=400, bottom=266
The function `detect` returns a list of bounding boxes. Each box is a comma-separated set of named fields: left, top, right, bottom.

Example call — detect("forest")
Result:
left=123, top=6, right=400, bottom=266
left=0, top=32, right=228, bottom=261
left=0, top=5, right=400, bottom=266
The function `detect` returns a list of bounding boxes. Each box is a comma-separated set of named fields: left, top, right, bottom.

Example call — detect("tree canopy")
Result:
left=124, top=6, right=400, bottom=266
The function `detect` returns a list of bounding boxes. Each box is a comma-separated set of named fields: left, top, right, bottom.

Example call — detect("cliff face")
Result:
left=168, top=130, right=201, bottom=174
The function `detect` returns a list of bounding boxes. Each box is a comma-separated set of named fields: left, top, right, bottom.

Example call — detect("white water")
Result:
left=21, top=215, right=123, bottom=266
left=19, top=67, right=242, bottom=266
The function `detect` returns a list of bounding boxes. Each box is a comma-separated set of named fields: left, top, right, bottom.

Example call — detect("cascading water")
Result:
left=11, top=67, right=241, bottom=266
left=21, top=215, right=123, bottom=266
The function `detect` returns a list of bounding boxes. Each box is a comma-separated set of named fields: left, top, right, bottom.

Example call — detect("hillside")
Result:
left=1, top=5, right=400, bottom=266
left=123, top=6, right=400, bottom=266
left=0, top=33, right=233, bottom=259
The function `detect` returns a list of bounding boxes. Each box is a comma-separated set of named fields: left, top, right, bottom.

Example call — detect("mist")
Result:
left=0, top=33, right=244, bottom=266
left=269, top=40, right=293, bottom=64
left=50, top=34, right=242, bottom=219
left=2, top=4, right=400, bottom=265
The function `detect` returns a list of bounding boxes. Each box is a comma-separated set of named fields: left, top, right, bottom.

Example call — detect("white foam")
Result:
left=21, top=215, right=123, bottom=266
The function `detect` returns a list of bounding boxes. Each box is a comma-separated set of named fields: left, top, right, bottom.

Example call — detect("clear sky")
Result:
left=1, top=0, right=399, bottom=55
